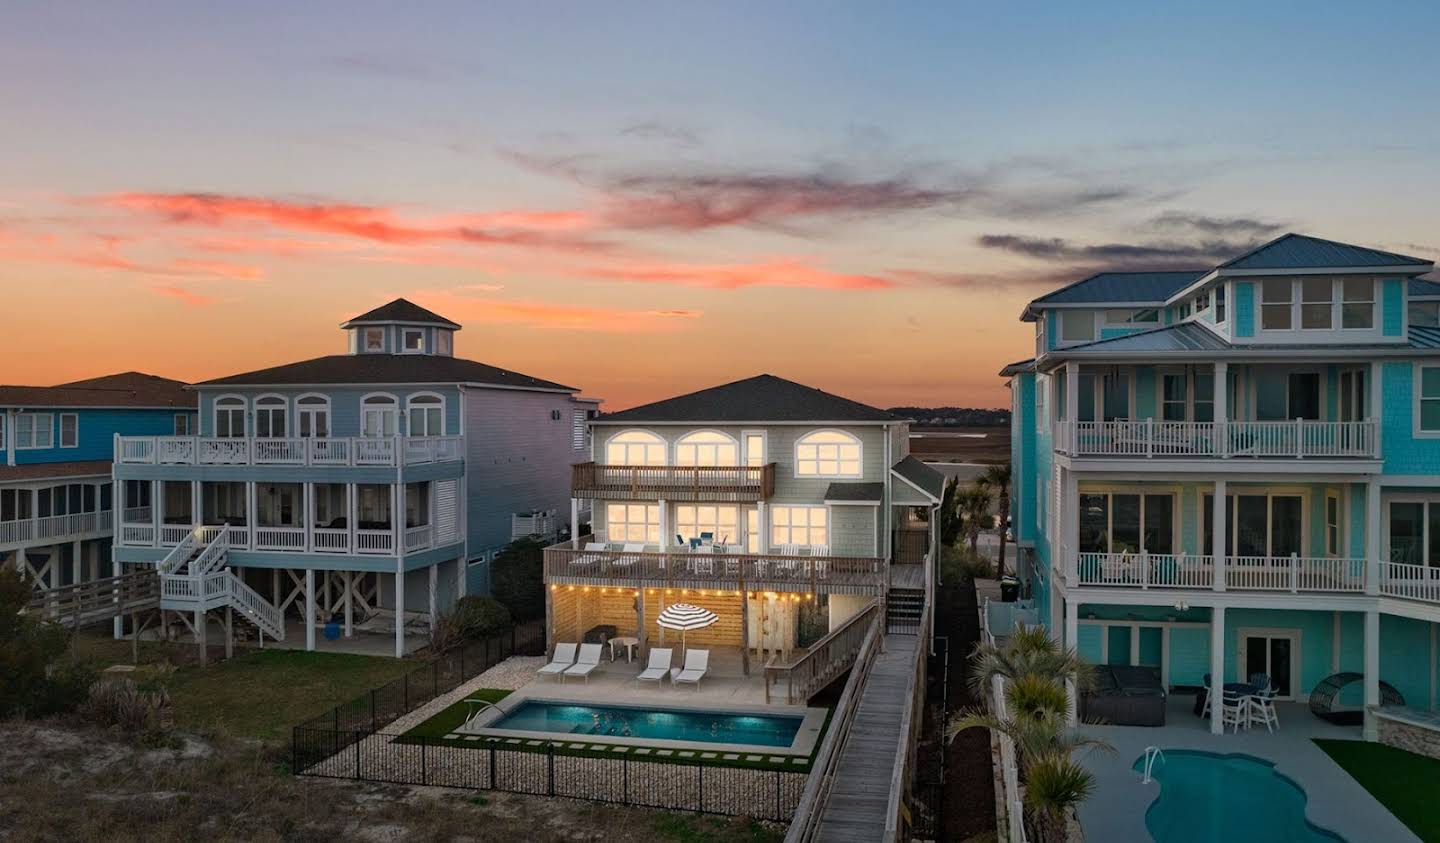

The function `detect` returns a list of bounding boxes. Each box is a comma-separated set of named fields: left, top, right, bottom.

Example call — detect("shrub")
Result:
left=490, top=538, right=544, bottom=622
left=942, top=545, right=994, bottom=582
left=430, top=596, right=513, bottom=653
left=0, top=567, right=95, bottom=718
left=78, top=678, right=172, bottom=737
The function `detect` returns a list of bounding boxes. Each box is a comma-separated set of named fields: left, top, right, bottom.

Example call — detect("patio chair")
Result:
left=1221, top=689, right=1248, bottom=733
left=636, top=647, right=673, bottom=684
left=691, top=544, right=715, bottom=575
left=574, top=542, right=607, bottom=566
left=1200, top=673, right=1214, bottom=719
left=563, top=643, right=604, bottom=682
left=538, top=643, right=578, bottom=679
left=1248, top=683, right=1280, bottom=733
left=614, top=543, right=644, bottom=568
left=673, top=649, right=709, bottom=689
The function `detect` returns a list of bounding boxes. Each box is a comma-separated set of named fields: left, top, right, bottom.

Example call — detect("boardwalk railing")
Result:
left=293, top=728, right=805, bottom=821
left=884, top=594, right=932, bottom=841
left=116, top=434, right=462, bottom=467
left=570, top=461, right=776, bottom=502
left=544, top=542, right=884, bottom=595
left=1057, top=419, right=1378, bottom=459
left=765, top=600, right=878, bottom=704
left=26, top=569, right=161, bottom=628
left=784, top=608, right=885, bottom=842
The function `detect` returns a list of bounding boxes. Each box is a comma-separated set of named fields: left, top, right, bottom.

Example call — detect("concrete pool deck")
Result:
left=1077, top=695, right=1418, bottom=842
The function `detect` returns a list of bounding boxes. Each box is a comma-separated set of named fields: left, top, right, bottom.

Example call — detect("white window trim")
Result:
left=1201, top=488, right=1311, bottom=558
left=1075, top=486, right=1181, bottom=555
left=1414, top=362, right=1440, bottom=439
left=1244, top=367, right=1328, bottom=422
left=406, top=392, right=446, bottom=436
left=15, top=412, right=55, bottom=450
left=173, top=413, right=193, bottom=436
left=213, top=394, right=247, bottom=439
left=296, top=393, right=331, bottom=438
left=360, top=392, right=400, bottom=438
left=400, top=328, right=426, bottom=354
left=1257, top=277, right=1379, bottom=334
left=1235, top=626, right=1304, bottom=701
left=604, top=501, right=661, bottom=544
left=768, top=503, right=830, bottom=548
left=604, top=429, right=667, bottom=466
left=1101, top=308, right=1161, bottom=328
left=674, top=429, right=740, bottom=467
left=59, top=412, right=78, bottom=448
left=1409, top=301, right=1440, bottom=330
left=1058, top=310, right=1096, bottom=344
left=436, top=330, right=453, bottom=356
left=252, top=393, right=289, bottom=439
left=1325, top=492, right=1343, bottom=558
left=742, top=429, right=768, bottom=468
left=362, top=327, right=385, bottom=352
left=794, top=428, right=864, bottom=479
left=1381, top=494, right=1440, bottom=566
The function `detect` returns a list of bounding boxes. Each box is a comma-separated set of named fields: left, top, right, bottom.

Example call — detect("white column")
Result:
left=1365, top=478, right=1381, bottom=595
left=303, top=483, right=314, bottom=553
left=344, top=570, right=353, bottom=638
left=1214, top=361, right=1228, bottom=458
left=1161, top=626, right=1172, bottom=689
left=757, top=501, right=768, bottom=552
left=1210, top=605, right=1226, bottom=735
left=247, top=481, right=258, bottom=549
left=111, top=554, right=122, bottom=639
left=457, top=551, right=467, bottom=599
left=191, top=479, right=200, bottom=531
left=304, top=568, right=316, bottom=652
left=1130, top=625, right=1140, bottom=666
left=1212, top=478, right=1227, bottom=591
left=658, top=499, right=669, bottom=548
left=1364, top=609, right=1380, bottom=741
left=71, top=539, right=81, bottom=586
left=394, top=562, right=405, bottom=658
left=1065, top=361, right=1079, bottom=427
left=428, top=562, right=438, bottom=631
left=1064, top=599, right=1079, bottom=724
left=150, top=480, right=161, bottom=538
left=570, top=497, right=580, bottom=548
left=1063, top=467, right=1077, bottom=585
left=347, top=483, right=357, bottom=554
left=1370, top=360, right=1383, bottom=457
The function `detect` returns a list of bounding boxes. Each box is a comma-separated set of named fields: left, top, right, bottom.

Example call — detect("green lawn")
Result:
left=1315, top=739, right=1440, bottom=843
left=156, top=650, right=417, bottom=741
left=398, top=696, right=829, bottom=773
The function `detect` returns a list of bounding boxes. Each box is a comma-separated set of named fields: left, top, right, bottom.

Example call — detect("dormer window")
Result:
left=1342, top=278, right=1374, bottom=329
left=437, top=330, right=452, bottom=356
left=402, top=329, right=424, bottom=353
left=363, top=328, right=384, bottom=352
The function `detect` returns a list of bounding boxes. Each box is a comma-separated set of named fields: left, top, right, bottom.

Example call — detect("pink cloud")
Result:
left=587, top=257, right=893, bottom=290
left=150, top=285, right=213, bottom=306
left=405, top=290, right=701, bottom=333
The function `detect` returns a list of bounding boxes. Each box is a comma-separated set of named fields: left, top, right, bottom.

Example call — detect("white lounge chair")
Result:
left=538, top=643, right=577, bottom=679
left=673, top=649, right=709, bottom=690
left=614, top=543, right=644, bottom=568
left=573, top=542, right=607, bottom=565
left=563, top=643, right=604, bottom=682
left=636, top=647, right=673, bottom=684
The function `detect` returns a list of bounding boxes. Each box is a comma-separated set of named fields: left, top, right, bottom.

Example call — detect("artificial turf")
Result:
left=1314, top=738, right=1440, bottom=843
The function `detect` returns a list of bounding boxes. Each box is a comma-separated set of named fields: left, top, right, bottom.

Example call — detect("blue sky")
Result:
left=2, top=2, right=1438, bottom=407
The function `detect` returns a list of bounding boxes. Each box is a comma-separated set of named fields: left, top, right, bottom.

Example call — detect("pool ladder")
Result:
left=1141, top=746, right=1166, bottom=784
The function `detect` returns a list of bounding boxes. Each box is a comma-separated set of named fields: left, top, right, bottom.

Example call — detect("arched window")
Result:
left=407, top=393, right=444, bottom=437
left=254, top=395, right=288, bottom=438
left=674, top=430, right=739, bottom=466
left=361, top=394, right=398, bottom=438
left=214, top=395, right=246, bottom=439
left=297, top=394, right=330, bottom=438
left=605, top=430, right=665, bottom=465
left=795, top=430, right=862, bottom=477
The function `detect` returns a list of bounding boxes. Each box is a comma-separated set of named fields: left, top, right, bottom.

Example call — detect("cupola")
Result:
left=340, top=298, right=460, bottom=356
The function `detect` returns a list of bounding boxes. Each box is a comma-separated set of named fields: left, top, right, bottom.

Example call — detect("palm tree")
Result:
left=956, top=485, right=992, bottom=555
left=966, top=624, right=1092, bottom=701
left=978, top=463, right=1012, bottom=579
left=938, top=477, right=962, bottom=549
left=1024, top=752, right=1098, bottom=843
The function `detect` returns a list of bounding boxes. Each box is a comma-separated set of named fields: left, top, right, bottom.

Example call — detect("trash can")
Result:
left=1000, top=576, right=1020, bottom=603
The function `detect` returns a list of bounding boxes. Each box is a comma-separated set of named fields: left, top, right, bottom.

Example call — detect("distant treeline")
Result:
left=888, top=407, right=1011, bottom=427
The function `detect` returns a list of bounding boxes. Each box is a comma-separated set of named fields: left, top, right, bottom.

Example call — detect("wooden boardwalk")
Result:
left=814, top=632, right=920, bottom=842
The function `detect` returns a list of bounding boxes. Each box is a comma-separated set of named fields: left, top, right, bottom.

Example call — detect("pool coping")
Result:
left=455, top=687, right=827, bottom=757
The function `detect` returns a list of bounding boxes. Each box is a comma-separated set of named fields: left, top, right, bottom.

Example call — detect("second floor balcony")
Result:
left=570, top=461, right=776, bottom=502
left=544, top=538, right=882, bottom=594
left=116, top=435, right=463, bottom=468
left=1055, top=419, right=1379, bottom=460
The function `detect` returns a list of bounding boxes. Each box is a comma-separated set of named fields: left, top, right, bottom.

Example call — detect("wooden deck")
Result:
left=814, top=632, right=921, bottom=842
left=569, top=461, right=775, bottom=502
left=27, top=569, right=160, bottom=627
left=888, top=563, right=924, bottom=590
left=544, top=544, right=885, bottom=596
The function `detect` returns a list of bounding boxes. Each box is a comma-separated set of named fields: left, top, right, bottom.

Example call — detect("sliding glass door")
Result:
left=1204, top=493, right=1304, bottom=557
left=1077, top=492, right=1174, bottom=555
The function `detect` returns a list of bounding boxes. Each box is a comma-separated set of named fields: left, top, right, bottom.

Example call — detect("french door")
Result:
left=1239, top=629, right=1299, bottom=699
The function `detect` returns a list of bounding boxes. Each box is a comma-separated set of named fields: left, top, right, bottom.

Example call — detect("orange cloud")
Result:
left=587, top=257, right=893, bottom=290
left=150, top=285, right=213, bottom=306
left=169, top=259, right=265, bottom=281
left=403, top=290, right=701, bottom=333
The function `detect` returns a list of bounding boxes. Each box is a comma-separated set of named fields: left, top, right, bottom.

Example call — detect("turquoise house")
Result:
left=111, top=299, right=596, bottom=656
left=1002, top=233, right=1440, bottom=741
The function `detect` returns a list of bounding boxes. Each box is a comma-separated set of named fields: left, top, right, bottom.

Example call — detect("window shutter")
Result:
left=434, top=479, right=459, bottom=543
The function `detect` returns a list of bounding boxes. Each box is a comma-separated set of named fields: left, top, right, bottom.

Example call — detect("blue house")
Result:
left=112, top=299, right=596, bottom=657
left=1, top=372, right=195, bottom=589
left=1002, top=233, right=1440, bottom=740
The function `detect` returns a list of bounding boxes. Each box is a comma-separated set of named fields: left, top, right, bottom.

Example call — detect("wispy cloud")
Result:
left=150, top=285, right=213, bottom=306
left=403, top=290, right=702, bottom=333
left=1148, top=211, right=1286, bottom=239
left=588, top=257, right=892, bottom=290
left=620, top=120, right=703, bottom=149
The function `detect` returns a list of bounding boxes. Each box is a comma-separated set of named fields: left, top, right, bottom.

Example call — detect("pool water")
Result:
left=1134, top=750, right=1347, bottom=843
left=491, top=701, right=803, bottom=747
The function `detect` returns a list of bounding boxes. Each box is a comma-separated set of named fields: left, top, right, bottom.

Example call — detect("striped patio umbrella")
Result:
left=656, top=602, right=718, bottom=649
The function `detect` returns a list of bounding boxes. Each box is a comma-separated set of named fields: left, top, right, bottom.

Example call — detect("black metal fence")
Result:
left=294, top=620, right=545, bottom=736
left=293, top=727, right=807, bottom=822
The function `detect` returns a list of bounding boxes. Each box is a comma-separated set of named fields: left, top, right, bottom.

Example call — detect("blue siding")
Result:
left=11, top=408, right=184, bottom=464
left=1045, top=310, right=1058, bottom=351
left=1076, top=624, right=1102, bottom=664
left=1168, top=627, right=1210, bottom=686
left=1382, top=277, right=1404, bottom=336
left=198, top=386, right=462, bottom=438
left=1234, top=281, right=1255, bottom=337
left=1380, top=362, right=1440, bottom=475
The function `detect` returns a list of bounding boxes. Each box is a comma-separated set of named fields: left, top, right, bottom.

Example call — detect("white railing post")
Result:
left=1295, top=418, right=1304, bottom=459
left=1290, top=552, right=1299, bottom=593
left=1146, top=418, right=1154, bottom=458
left=1140, top=551, right=1149, bottom=589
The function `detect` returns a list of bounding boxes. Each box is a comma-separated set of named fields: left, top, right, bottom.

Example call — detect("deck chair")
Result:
left=614, top=543, right=644, bottom=568
left=673, top=649, right=710, bottom=690
left=574, top=542, right=607, bottom=566
left=563, top=643, right=604, bottom=682
left=691, top=544, right=715, bottom=575
left=538, top=643, right=577, bottom=679
left=636, top=647, right=673, bottom=684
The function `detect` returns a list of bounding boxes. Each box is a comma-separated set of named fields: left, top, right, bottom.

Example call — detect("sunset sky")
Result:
left=3, top=2, right=1439, bottom=410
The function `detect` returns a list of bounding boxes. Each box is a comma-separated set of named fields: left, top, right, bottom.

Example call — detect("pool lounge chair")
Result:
left=636, top=647, right=673, bottom=684
left=538, top=643, right=578, bottom=679
left=614, top=543, right=644, bottom=568
left=673, top=649, right=709, bottom=690
left=573, top=542, right=608, bottom=566
left=563, top=643, right=604, bottom=682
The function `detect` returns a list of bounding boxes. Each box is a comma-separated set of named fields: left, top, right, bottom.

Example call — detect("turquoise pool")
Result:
left=492, top=701, right=803, bottom=747
left=1134, top=750, right=1347, bottom=843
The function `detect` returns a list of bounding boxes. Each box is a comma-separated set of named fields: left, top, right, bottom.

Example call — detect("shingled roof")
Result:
left=197, top=354, right=575, bottom=391
left=341, top=298, right=461, bottom=328
left=0, top=372, right=194, bottom=408
left=598, top=374, right=899, bottom=423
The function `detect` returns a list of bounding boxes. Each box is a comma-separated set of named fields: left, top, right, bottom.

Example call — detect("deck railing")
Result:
left=116, top=434, right=462, bottom=467
left=765, top=600, right=878, bottom=704
left=118, top=521, right=452, bottom=557
left=543, top=542, right=884, bottom=594
left=1057, top=419, right=1378, bottom=459
left=1379, top=561, right=1440, bottom=603
left=0, top=510, right=113, bottom=546
left=570, top=461, right=776, bottom=502
left=1070, top=551, right=1366, bottom=592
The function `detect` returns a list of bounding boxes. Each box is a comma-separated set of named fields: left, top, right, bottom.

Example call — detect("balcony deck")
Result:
left=0, top=510, right=113, bottom=549
left=543, top=542, right=884, bottom=595
left=1055, top=419, right=1378, bottom=460
left=116, top=435, right=462, bottom=468
left=569, top=462, right=775, bottom=503
left=116, top=521, right=456, bottom=558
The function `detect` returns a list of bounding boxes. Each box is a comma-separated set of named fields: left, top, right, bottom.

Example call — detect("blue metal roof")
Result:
left=1409, top=277, right=1440, bottom=299
left=1220, top=233, right=1431, bottom=271
left=1030, top=270, right=1207, bottom=305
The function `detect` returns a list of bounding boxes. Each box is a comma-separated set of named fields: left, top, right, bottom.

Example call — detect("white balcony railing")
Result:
left=1379, top=561, right=1440, bottom=603
left=0, top=511, right=113, bottom=546
left=116, top=435, right=463, bottom=467
left=356, top=529, right=395, bottom=555
left=254, top=526, right=306, bottom=551
left=404, top=524, right=433, bottom=552
left=1056, top=419, right=1378, bottom=459
left=312, top=527, right=350, bottom=553
left=1070, top=551, right=1367, bottom=593
left=116, top=520, right=452, bottom=556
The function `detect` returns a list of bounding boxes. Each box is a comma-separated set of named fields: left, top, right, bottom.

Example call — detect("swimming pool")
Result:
left=484, top=700, right=806, bottom=747
left=1134, top=750, right=1347, bottom=843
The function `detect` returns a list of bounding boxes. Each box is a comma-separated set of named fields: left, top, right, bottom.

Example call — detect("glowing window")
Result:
left=795, top=430, right=861, bottom=477
left=674, top=431, right=738, bottom=466
left=605, top=430, right=665, bottom=465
